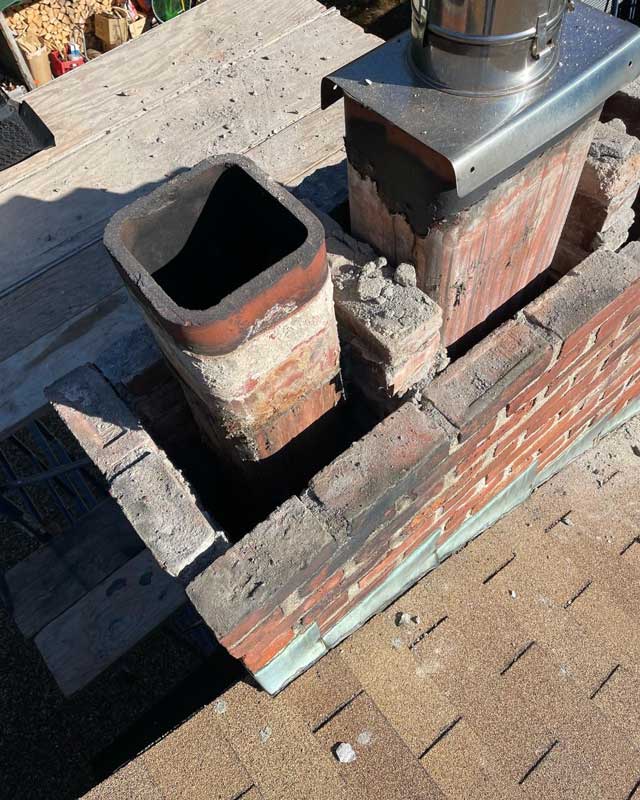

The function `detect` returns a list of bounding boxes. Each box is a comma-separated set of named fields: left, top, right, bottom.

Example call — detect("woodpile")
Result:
left=6, top=0, right=114, bottom=53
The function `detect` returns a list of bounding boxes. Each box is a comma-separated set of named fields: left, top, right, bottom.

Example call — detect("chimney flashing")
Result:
left=321, top=3, right=640, bottom=198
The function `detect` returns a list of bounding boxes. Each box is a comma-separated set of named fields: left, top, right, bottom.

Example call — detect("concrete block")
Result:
left=46, top=364, right=154, bottom=482
left=186, top=497, right=336, bottom=641
left=110, top=451, right=228, bottom=582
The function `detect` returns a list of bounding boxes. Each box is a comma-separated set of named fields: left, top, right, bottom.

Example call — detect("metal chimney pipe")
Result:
left=410, top=0, right=571, bottom=95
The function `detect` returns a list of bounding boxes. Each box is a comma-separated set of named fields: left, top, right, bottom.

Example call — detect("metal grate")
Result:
left=0, top=415, right=105, bottom=543
left=582, top=0, right=616, bottom=11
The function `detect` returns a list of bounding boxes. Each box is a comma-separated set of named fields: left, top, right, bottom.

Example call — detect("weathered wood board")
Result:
left=34, top=548, right=186, bottom=696
left=0, top=8, right=375, bottom=294
left=0, top=0, right=378, bottom=434
left=0, top=0, right=327, bottom=189
left=0, top=288, right=141, bottom=435
left=5, top=499, right=144, bottom=638
left=0, top=242, right=119, bottom=364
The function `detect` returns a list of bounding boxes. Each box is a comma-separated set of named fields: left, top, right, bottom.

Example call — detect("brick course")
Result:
left=554, top=115, right=640, bottom=273
left=47, top=363, right=229, bottom=583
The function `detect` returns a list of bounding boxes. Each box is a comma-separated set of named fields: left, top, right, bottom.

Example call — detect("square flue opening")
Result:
left=121, top=165, right=308, bottom=312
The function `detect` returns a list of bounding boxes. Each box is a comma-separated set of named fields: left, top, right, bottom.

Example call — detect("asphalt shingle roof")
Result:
left=84, top=415, right=640, bottom=800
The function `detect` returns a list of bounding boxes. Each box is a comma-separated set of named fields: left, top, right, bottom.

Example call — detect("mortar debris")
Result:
left=357, top=731, right=373, bottom=746
left=395, top=611, right=420, bottom=626
left=394, top=263, right=417, bottom=288
left=259, top=726, right=272, bottom=744
left=213, top=699, right=227, bottom=715
left=334, top=742, right=357, bottom=763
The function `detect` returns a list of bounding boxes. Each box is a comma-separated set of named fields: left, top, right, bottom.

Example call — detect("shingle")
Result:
left=82, top=761, right=163, bottom=800
left=284, top=649, right=363, bottom=732
left=420, top=718, right=516, bottom=800
left=140, top=704, right=253, bottom=800
left=312, top=692, right=445, bottom=800
left=214, top=680, right=349, bottom=800
left=338, top=613, right=461, bottom=757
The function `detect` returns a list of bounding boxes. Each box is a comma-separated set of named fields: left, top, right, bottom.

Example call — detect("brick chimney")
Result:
left=104, top=155, right=342, bottom=473
left=322, top=1, right=640, bottom=349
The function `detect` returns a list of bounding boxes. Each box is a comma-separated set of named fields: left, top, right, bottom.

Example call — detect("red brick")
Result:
left=426, top=320, right=553, bottom=442
left=358, top=547, right=405, bottom=592
left=221, top=606, right=285, bottom=658
left=310, top=403, right=450, bottom=536
left=297, top=569, right=345, bottom=619
left=315, top=590, right=355, bottom=634
left=243, top=626, right=295, bottom=672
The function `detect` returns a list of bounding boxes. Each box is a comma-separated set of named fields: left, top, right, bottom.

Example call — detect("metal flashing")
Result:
left=322, top=2, right=640, bottom=197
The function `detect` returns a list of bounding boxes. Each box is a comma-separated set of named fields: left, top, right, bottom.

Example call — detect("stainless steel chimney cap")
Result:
left=321, top=2, right=640, bottom=198
left=410, top=0, right=571, bottom=96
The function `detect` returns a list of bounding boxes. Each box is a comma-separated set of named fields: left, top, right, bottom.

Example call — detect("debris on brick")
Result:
left=321, top=212, right=445, bottom=405
left=394, top=263, right=417, bottom=288
left=558, top=118, right=640, bottom=261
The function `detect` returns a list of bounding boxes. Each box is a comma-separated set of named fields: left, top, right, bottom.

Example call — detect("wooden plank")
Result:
left=246, top=103, right=346, bottom=188
left=0, top=0, right=328, bottom=190
left=0, top=287, right=142, bottom=434
left=0, top=11, right=35, bottom=91
left=34, top=548, right=186, bottom=696
left=0, top=107, right=353, bottom=432
left=5, top=499, right=145, bottom=638
left=0, top=242, right=118, bottom=362
left=0, top=106, right=346, bottom=361
left=0, top=10, right=378, bottom=294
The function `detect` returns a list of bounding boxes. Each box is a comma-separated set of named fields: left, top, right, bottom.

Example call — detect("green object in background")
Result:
left=0, top=0, right=24, bottom=12
left=151, top=0, right=188, bottom=23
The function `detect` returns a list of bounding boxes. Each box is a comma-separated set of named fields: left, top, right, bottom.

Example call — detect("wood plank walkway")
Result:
left=0, top=0, right=379, bottom=433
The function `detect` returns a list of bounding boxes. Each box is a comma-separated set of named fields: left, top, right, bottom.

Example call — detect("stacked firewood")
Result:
left=5, top=0, right=113, bottom=52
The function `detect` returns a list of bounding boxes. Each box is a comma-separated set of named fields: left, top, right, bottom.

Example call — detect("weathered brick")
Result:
left=220, top=606, right=285, bottom=658
left=243, top=626, right=295, bottom=673
left=348, top=112, right=596, bottom=347
left=110, top=451, right=227, bottom=582
left=576, top=119, right=640, bottom=206
left=187, top=497, right=336, bottom=643
left=426, top=319, right=553, bottom=441
left=93, top=324, right=163, bottom=399
left=46, top=364, right=154, bottom=481
left=525, top=248, right=640, bottom=347
left=309, top=402, right=452, bottom=537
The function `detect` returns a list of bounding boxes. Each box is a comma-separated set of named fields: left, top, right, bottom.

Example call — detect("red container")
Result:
left=49, top=50, right=84, bottom=78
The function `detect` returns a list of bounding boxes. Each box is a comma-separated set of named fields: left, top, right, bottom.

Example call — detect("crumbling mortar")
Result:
left=518, top=309, right=565, bottom=364
left=300, top=490, right=350, bottom=545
